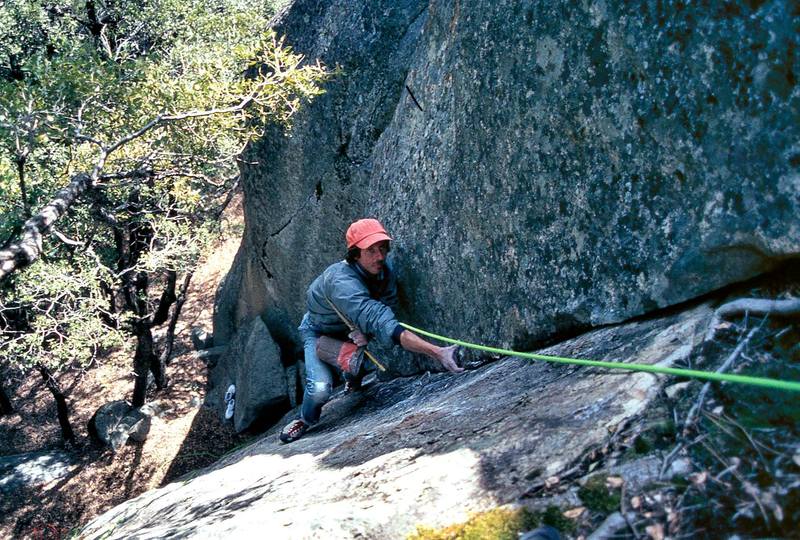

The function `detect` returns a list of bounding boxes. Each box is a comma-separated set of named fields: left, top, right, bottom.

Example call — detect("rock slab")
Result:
left=0, top=451, right=75, bottom=493
left=80, top=304, right=711, bottom=539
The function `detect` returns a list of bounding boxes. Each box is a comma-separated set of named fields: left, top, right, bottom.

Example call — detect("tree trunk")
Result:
left=17, top=156, right=31, bottom=219
left=130, top=269, right=157, bottom=405
left=0, top=379, right=13, bottom=415
left=131, top=321, right=157, bottom=407
left=122, top=196, right=165, bottom=402
left=99, top=279, right=118, bottom=328
left=149, top=352, right=168, bottom=391
left=2, top=53, right=25, bottom=81
left=146, top=269, right=191, bottom=389
left=36, top=364, right=75, bottom=442
left=151, top=270, right=177, bottom=326
left=159, top=271, right=194, bottom=366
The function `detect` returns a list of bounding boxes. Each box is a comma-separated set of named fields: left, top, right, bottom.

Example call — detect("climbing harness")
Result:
left=399, top=323, right=800, bottom=392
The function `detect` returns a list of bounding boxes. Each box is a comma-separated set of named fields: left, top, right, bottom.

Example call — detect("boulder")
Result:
left=215, top=0, right=800, bottom=378
left=190, top=327, right=214, bottom=351
left=207, top=316, right=292, bottom=432
left=89, top=400, right=153, bottom=452
left=285, top=363, right=301, bottom=408
left=126, top=415, right=152, bottom=444
left=193, top=346, right=228, bottom=364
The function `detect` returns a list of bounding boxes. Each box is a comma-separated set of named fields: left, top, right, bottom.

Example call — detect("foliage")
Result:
left=0, top=257, right=123, bottom=370
left=409, top=507, right=540, bottom=540
left=0, top=0, right=327, bottom=405
left=577, top=475, right=622, bottom=514
left=408, top=506, right=575, bottom=540
left=675, top=318, right=800, bottom=537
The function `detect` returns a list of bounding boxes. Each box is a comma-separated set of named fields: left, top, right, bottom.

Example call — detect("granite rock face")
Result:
left=80, top=304, right=711, bottom=539
left=207, top=317, right=294, bottom=432
left=215, top=0, right=799, bottom=379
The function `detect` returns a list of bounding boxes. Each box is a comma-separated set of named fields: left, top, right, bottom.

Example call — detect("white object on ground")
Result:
left=224, top=384, right=236, bottom=420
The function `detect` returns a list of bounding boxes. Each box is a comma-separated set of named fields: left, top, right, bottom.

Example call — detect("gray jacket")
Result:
left=304, top=259, right=401, bottom=348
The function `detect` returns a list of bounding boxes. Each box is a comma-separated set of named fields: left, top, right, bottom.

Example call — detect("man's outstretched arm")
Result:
left=398, top=330, right=464, bottom=373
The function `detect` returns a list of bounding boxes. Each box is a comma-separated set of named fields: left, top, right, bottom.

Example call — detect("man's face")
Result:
left=357, top=241, right=389, bottom=275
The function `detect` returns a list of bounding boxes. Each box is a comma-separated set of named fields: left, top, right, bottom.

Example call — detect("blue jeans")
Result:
left=298, top=314, right=334, bottom=424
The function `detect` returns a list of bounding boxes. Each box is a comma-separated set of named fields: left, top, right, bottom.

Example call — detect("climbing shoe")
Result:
left=224, top=398, right=235, bottom=420
left=344, top=378, right=362, bottom=393
left=343, top=370, right=366, bottom=394
left=279, top=419, right=309, bottom=443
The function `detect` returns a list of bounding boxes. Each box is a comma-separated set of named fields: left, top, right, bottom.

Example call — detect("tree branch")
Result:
left=151, top=270, right=177, bottom=326
left=51, top=228, right=84, bottom=247
left=159, top=271, right=193, bottom=365
left=705, top=297, right=800, bottom=341
left=36, top=363, right=75, bottom=442
left=102, top=90, right=259, bottom=157
left=0, top=173, right=92, bottom=281
left=684, top=324, right=761, bottom=433
left=213, top=175, right=241, bottom=221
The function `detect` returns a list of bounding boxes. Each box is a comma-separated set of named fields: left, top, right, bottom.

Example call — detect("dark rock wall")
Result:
left=216, top=0, right=799, bottom=373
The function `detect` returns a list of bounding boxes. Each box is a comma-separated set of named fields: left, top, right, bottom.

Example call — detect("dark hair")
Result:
left=345, top=241, right=391, bottom=264
left=345, top=246, right=360, bottom=264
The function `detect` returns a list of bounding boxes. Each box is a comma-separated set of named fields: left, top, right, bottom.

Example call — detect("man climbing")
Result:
left=279, top=218, right=464, bottom=443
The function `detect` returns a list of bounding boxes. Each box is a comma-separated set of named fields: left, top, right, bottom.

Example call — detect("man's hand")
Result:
left=437, top=345, right=465, bottom=373
left=398, top=330, right=465, bottom=374
left=348, top=329, right=368, bottom=347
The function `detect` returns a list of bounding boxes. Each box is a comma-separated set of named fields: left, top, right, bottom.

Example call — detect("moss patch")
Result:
left=408, top=506, right=575, bottom=540
left=539, top=506, right=577, bottom=534
left=577, top=475, right=621, bottom=514
left=633, top=419, right=677, bottom=455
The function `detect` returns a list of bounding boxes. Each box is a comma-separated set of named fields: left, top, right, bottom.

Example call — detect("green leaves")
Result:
left=1, top=256, right=123, bottom=370
left=0, top=0, right=327, bottom=377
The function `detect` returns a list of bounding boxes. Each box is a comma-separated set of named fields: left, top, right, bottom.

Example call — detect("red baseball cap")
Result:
left=346, top=218, right=392, bottom=249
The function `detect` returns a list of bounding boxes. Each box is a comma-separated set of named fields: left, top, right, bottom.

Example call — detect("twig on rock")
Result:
left=620, top=482, right=642, bottom=540
left=697, top=437, right=771, bottom=525
left=705, top=297, right=800, bottom=342
left=722, top=413, right=781, bottom=456
left=702, top=411, right=772, bottom=468
left=660, top=434, right=708, bottom=480
left=684, top=324, right=761, bottom=434
left=660, top=442, right=685, bottom=480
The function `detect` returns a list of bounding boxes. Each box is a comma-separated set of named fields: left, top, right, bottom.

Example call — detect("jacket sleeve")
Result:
left=325, top=270, right=400, bottom=348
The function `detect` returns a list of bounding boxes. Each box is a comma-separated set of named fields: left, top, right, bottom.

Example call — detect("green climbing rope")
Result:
left=399, top=322, right=800, bottom=393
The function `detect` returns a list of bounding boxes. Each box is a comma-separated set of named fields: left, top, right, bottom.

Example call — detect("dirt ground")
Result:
left=0, top=196, right=254, bottom=540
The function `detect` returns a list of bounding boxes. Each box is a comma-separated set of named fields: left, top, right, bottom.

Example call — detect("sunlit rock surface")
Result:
left=80, top=304, right=710, bottom=539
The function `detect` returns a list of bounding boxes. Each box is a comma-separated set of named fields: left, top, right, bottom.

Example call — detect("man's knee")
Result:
left=306, top=380, right=332, bottom=403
